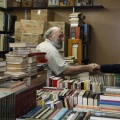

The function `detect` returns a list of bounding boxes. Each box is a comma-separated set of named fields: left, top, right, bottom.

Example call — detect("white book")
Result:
left=28, top=56, right=37, bottom=63
left=90, top=116, right=120, bottom=120
left=9, top=43, right=36, bottom=48
left=77, top=90, right=86, bottom=105
left=0, top=61, right=6, bottom=66
left=100, top=94, right=120, bottom=101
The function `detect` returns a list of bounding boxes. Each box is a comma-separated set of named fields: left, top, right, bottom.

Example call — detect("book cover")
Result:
left=48, top=109, right=60, bottom=120
left=0, top=81, right=26, bottom=92
left=98, top=100, right=120, bottom=106
left=51, top=108, right=69, bottom=120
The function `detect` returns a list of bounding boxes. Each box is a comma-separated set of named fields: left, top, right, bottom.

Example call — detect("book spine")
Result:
left=52, top=108, right=69, bottom=120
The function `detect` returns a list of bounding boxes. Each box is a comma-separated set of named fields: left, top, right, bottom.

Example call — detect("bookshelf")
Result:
left=0, top=7, right=16, bottom=58
left=68, top=39, right=82, bottom=65
left=7, top=5, right=104, bottom=11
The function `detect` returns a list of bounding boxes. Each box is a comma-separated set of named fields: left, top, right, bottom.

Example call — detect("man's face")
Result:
left=50, top=29, right=64, bottom=49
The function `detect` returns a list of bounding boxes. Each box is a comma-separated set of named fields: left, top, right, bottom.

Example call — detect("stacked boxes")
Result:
left=31, top=9, right=54, bottom=21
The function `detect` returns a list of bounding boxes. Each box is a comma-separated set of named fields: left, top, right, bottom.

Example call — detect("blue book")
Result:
left=51, top=108, right=69, bottom=120
left=22, top=106, right=42, bottom=118
left=98, top=100, right=120, bottom=106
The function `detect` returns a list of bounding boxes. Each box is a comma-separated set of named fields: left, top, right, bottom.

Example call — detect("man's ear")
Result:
left=48, top=34, right=52, bottom=40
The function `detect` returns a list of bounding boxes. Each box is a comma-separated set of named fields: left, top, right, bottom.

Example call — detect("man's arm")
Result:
left=93, top=64, right=120, bottom=74
left=63, top=63, right=95, bottom=76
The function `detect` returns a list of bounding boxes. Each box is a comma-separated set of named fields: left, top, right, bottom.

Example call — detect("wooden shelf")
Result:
left=0, top=7, right=8, bottom=11
left=0, top=31, right=14, bottom=34
left=68, top=39, right=82, bottom=65
left=7, top=5, right=104, bottom=11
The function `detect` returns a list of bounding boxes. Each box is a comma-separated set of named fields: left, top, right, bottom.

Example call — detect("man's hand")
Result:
left=87, top=63, right=100, bottom=73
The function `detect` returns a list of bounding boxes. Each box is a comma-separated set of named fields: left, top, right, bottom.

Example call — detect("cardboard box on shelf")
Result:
left=15, top=20, right=47, bottom=42
left=31, top=9, right=54, bottom=21
left=20, top=19, right=48, bottom=34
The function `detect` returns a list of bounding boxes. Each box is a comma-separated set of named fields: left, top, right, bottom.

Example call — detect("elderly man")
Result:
left=36, top=27, right=96, bottom=78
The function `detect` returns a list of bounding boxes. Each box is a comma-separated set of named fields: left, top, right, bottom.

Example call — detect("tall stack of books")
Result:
left=5, top=42, right=37, bottom=80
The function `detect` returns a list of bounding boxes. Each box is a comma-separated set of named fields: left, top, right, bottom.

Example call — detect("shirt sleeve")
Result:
left=46, top=50, right=68, bottom=76
left=100, top=64, right=120, bottom=74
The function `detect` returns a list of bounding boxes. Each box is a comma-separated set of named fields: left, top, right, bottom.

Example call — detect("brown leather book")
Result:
left=48, top=109, right=60, bottom=120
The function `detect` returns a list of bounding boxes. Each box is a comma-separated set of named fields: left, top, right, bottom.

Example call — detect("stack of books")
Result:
left=5, top=43, right=38, bottom=80
left=69, top=12, right=85, bottom=27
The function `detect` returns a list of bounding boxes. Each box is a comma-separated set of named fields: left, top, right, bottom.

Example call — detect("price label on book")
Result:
left=25, top=77, right=31, bottom=86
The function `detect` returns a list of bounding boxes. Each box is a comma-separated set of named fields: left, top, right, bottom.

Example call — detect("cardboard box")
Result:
left=15, top=20, right=47, bottom=42
left=31, top=9, right=54, bottom=21
left=20, top=19, right=48, bottom=34
left=48, top=21, right=70, bottom=36
left=31, top=34, right=44, bottom=46
left=21, top=33, right=32, bottom=43
left=15, top=21, right=25, bottom=42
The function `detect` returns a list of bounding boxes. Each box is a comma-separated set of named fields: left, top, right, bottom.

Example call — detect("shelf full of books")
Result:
left=6, top=0, right=104, bottom=10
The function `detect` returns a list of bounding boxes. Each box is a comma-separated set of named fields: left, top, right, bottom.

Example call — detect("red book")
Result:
left=52, top=77, right=61, bottom=87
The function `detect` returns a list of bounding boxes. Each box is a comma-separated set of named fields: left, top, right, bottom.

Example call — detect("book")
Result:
left=67, top=112, right=79, bottom=120
left=0, top=66, right=6, bottom=72
left=91, top=111, right=120, bottom=119
left=77, top=90, right=86, bottom=105
left=7, top=63, right=28, bottom=68
left=88, top=93, right=96, bottom=106
left=83, top=91, right=91, bottom=106
left=61, top=110, right=73, bottom=120
left=0, top=81, right=26, bottom=92
left=94, top=93, right=100, bottom=106
left=100, top=94, right=120, bottom=102
left=35, top=107, right=51, bottom=119
left=73, top=105, right=99, bottom=112
left=30, top=106, right=47, bottom=118
left=0, top=74, right=11, bottom=79
left=0, top=61, right=6, bottom=66
left=89, top=116, right=120, bottom=120
left=9, top=43, right=36, bottom=48
left=40, top=109, right=54, bottom=119
left=98, top=100, right=120, bottom=106
left=51, top=108, right=69, bottom=120
left=48, top=109, right=60, bottom=120
left=5, top=71, right=27, bottom=78
left=6, top=56, right=28, bottom=62
left=75, top=112, right=86, bottom=120
left=6, top=67, right=27, bottom=72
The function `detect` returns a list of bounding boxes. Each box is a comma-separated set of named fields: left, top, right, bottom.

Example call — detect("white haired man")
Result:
left=36, top=27, right=96, bottom=78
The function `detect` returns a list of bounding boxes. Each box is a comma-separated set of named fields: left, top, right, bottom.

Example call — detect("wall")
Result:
left=9, top=0, right=120, bottom=64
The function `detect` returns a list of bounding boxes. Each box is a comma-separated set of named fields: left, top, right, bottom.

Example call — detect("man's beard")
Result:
left=52, top=40, right=62, bottom=49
